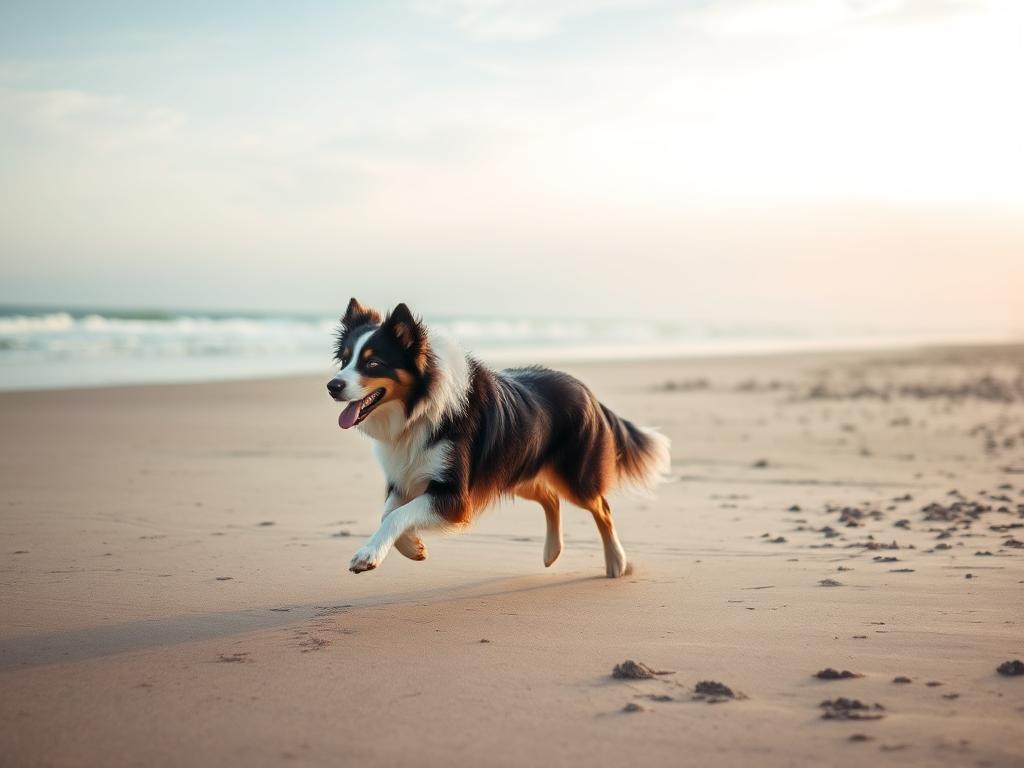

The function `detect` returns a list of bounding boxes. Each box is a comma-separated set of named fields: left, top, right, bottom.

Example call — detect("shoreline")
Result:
left=2, top=336, right=1021, bottom=395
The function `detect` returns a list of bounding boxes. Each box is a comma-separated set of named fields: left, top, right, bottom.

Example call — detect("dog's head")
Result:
left=327, top=299, right=431, bottom=432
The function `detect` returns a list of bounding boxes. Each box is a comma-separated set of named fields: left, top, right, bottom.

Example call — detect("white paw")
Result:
left=544, top=537, right=562, bottom=568
left=349, top=546, right=380, bottom=573
left=605, top=546, right=628, bottom=578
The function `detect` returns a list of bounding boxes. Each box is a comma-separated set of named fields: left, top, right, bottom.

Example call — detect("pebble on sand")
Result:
left=612, top=660, right=672, bottom=680
left=815, top=668, right=862, bottom=680
left=693, top=680, right=743, bottom=703
left=820, top=698, right=885, bottom=721
left=996, top=660, right=1024, bottom=676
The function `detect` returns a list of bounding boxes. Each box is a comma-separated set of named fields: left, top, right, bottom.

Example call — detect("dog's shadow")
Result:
left=0, top=570, right=630, bottom=671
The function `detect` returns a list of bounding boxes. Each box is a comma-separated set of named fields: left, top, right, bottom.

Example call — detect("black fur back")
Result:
left=425, top=363, right=669, bottom=522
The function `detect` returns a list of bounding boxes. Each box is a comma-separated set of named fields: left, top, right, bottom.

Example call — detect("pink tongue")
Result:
left=338, top=401, right=362, bottom=429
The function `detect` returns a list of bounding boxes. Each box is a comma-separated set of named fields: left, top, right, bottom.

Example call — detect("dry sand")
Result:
left=2, top=344, right=1023, bottom=767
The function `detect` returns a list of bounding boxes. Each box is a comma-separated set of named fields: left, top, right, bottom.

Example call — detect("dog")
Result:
left=326, top=299, right=671, bottom=577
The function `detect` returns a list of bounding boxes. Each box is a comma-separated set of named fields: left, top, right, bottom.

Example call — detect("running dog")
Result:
left=327, top=299, right=670, bottom=577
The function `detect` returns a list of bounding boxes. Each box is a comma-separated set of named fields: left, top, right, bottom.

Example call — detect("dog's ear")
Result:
left=341, top=297, right=381, bottom=329
left=384, top=303, right=428, bottom=369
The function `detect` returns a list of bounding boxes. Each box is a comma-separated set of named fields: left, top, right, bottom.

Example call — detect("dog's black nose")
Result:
left=327, top=379, right=345, bottom=397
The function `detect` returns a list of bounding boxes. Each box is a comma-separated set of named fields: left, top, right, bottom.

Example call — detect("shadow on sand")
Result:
left=0, top=572, right=609, bottom=671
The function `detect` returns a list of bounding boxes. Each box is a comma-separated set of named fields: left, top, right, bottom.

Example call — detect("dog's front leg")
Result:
left=350, top=494, right=448, bottom=573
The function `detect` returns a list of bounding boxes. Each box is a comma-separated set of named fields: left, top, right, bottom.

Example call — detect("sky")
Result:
left=0, top=0, right=1022, bottom=330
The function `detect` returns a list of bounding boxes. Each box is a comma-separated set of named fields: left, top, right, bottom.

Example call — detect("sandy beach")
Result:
left=2, top=344, right=1023, bottom=767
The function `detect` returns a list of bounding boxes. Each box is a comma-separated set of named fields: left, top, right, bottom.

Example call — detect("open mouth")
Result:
left=338, top=388, right=386, bottom=429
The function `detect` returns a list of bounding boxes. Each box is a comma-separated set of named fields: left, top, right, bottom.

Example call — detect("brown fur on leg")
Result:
left=585, top=496, right=628, bottom=578
left=515, top=481, right=562, bottom=567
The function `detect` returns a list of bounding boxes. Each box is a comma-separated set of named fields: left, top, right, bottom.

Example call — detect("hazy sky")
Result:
left=1, top=0, right=1021, bottom=329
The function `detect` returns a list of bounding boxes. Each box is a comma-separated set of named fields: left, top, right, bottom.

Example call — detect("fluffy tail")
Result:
left=600, top=403, right=672, bottom=493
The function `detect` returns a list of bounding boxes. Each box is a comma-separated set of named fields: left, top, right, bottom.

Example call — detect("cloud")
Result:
left=0, top=1, right=1021, bottom=321
left=846, top=0, right=988, bottom=24
left=680, top=0, right=991, bottom=39
left=0, top=85, right=186, bottom=154
left=411, top=0, right=639, bottom=40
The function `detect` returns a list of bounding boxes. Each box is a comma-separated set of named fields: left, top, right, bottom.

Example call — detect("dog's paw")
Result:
left=543, top=537, right=562, bottom=568
left=349, top=547, right=380, bottom=573
left=395, top=533, right=427, bottom=561
left=605, top=547, right=628, bottom=578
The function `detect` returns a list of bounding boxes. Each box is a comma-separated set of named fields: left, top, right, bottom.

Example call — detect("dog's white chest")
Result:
left=372, top=435, right=451, bottom=497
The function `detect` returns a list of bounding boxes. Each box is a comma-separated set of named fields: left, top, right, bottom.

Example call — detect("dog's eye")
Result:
left=365, top=359, right=382, bottom=370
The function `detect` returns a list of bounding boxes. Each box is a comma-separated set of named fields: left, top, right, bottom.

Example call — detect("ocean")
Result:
left=0, top=306, right=1015, bottom=391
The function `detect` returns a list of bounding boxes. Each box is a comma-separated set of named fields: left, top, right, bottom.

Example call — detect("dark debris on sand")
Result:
left=216, top=652, right=251, bottom=663
left=820, top=698, right=885, bottom=721
left=832, top=505, right=883, bottom=527
left=299, top=637, right=329, bottom=653
left=695, top=680, right=733, bottom=697
left=787, top=489, right=1024, bottom=565
left=612, top=660, right=673, bottom=680
left=922, top=500, right=993, bottom=524
left=654, top=378, right=710, bottom=393
left=853, top=539, right=906, bottom=551
left=636, top=693, right=675, bottom=703
left=692, top=680, right=745, bottom=703
left=815, top=668, right=862, bottom=680
left=803, top=374, right=1024, bottom=404
left=893, top=676, right=912, bottom=684
left=997, top=660, right=1024, bottom=676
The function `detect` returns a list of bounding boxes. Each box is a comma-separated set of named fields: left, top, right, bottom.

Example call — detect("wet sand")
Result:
left=1, top=344, right=1023, bottom=766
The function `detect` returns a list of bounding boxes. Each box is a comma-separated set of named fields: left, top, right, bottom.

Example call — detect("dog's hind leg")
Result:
left=516, top=484, right=562, bottom=567
left=584, top=496, right=627, bottom=578
left=541, top=493, right=562, bottom=567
